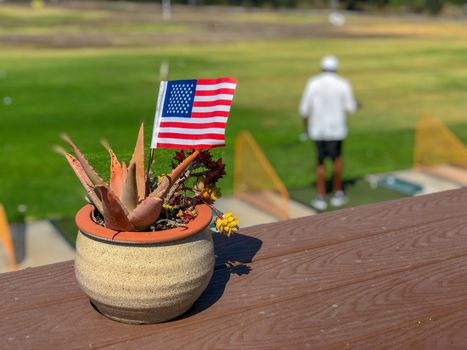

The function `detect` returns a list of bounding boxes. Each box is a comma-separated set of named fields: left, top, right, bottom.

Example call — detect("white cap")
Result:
left=320, top=55, right=339, bottom=72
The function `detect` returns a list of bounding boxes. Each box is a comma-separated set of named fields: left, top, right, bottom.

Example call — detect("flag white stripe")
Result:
left=159, top=116, right=228, bottom=123
left=194, top=94, right=234, bottom=102
left=151, top=81, right=167, bottom=149
left=156, top=138, right=225, bottom=145
left=196, top=83, right=237, bottom=91
left=158, top=127, right=226, bottom=134
left=192, top=105, right=231, bottom=113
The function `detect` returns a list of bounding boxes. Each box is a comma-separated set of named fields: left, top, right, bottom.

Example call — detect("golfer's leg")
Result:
left=333, top=156, right=343, bottom=193
left=316, top=164, right=326, bottom=197
left=331, top=141, right=343, bottom=193
left=314, top=141, right=326, bottom=197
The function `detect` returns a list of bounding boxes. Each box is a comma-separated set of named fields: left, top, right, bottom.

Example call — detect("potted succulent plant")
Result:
left=56, top=124, right=239, bottom=324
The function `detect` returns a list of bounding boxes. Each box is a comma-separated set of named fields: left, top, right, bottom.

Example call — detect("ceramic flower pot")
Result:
left=74, top=204, right=214, bottom=324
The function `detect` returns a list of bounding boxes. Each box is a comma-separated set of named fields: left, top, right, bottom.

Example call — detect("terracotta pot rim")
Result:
left=75, top=204, right=212, bottom=244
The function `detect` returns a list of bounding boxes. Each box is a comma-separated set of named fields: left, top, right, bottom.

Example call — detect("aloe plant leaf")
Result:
left=64, top=154, right=104, bottom=214
left=128, top=196, right=163, bottom=231
left=121, top=162, right=138, bottom=212
left=152, top=176, right=171, bottom=199
left=54, top=145, right=104, bottom=214
left=94, top=186, right=135, bottom=232
left=61, top=133, right=107, bottom=187
left=129, top=123, right=146, bottom=202
left=102, top=140, right=125, bottom=198
left=121, top=161, right=128, bottom=181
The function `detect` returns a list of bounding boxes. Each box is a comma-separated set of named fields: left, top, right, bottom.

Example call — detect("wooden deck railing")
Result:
left=2, top=188, right=467, bottom=349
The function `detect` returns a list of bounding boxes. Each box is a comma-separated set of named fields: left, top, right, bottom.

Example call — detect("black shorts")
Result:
left=315, top=140, right=343, bottom=165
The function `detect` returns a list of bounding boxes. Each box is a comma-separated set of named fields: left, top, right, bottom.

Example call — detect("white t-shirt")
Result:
left=299, top=72, right=357, bottom=141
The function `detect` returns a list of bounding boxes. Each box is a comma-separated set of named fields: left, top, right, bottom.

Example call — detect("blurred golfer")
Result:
left=299, top=55, right=357, bottom=210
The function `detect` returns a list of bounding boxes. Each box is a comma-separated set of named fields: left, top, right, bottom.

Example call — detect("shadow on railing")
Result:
left=177, top=231, right=262, bottom=319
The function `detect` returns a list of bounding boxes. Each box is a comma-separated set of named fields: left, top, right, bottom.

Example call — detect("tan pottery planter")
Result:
left=74, top=204, right=214, bottom=324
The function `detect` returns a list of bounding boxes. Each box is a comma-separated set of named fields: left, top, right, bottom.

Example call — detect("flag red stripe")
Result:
left=191, top=111, right=230, bottom=118
left=194, top=88, right=236, bottom=96
left=197, top=78, right=237, bottom=85
left=159, top=121, right=227, bottom=129
left=157, top=132, right=225, bottom=140
left=193, top=100, right=232, bottom=107
left=156, top=143, right=223, bottom=150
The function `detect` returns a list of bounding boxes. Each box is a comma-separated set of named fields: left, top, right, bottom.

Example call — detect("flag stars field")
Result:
left=167, top=81, right=197, bottom=116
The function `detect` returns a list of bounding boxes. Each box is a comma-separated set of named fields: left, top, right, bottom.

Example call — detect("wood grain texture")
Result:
left=215, top=188, right=467, bottom=264
left=3, top=209, right=467, bottom=319
left=195, top=215, right=467, bottom=314
left=328, top=308, right=467, bottom=350
left=5, top=187, right=467, bottom=312
left=2, top=217, right=467, bottom=349
left=0, top=261, right=81, bottom=315
left=2, top=189, right=467, bottom=349
left=105, top=256, right=467, bottom=349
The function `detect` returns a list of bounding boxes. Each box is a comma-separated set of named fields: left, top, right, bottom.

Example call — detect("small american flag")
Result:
left=151, top=77, right=238, bottom=149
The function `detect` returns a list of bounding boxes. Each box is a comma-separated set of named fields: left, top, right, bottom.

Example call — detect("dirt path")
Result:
left=0, top=1, right=398, bottom=49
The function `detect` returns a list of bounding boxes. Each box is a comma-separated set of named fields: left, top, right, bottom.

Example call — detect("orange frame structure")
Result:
left=0, top=204, right=18, bottom=271
left=234, top=131, right=289, bottom=220
left=413, top=115, right=467, bottom=185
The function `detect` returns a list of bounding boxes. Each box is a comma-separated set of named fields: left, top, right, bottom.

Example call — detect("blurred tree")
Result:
left=105, top=0, right=453, bottom=14
left=424, top=0, right=444, bottom=14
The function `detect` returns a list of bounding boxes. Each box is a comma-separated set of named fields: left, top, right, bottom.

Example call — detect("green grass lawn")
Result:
left=1, top=4, right=467, bottom=221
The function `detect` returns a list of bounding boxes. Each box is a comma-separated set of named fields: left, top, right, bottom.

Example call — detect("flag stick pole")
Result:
left=146, top=148, right=155, bottom=192
left=147, top=61, right=169, bottom=191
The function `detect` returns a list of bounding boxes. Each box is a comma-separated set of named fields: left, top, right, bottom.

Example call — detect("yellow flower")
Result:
left=215, top=212, right=240, bottom=237
left=177, top=208, right=198, bottom=224
left=162, top=204, right=174, bottom=211
left=201, top=185, right=221, bottom=204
